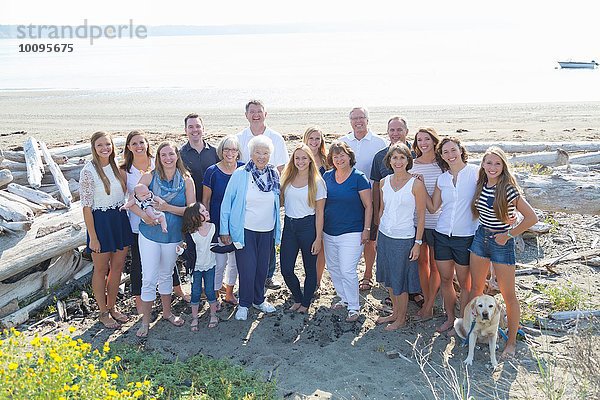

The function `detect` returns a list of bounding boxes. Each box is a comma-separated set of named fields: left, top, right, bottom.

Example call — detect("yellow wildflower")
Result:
left=8, top=362, right=18, bottom=370
left=100, top=369, right=107, bottom=379
left=68, top=326, right=76, bottom=333
left=133, top=390, right=143, bottom=398
left=114, top=356, right=121, bottom=362
left=135, top=382, right=142, bottom=388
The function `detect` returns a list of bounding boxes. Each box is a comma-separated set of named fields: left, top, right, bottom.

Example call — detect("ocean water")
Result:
left=2, top=30, right=600, bottom=108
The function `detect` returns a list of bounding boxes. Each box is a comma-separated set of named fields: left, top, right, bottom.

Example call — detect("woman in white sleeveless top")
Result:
left=375, top=144, right=427, bottom=331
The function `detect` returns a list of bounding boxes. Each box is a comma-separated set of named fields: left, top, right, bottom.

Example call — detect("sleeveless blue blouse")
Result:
left=138, top=172, right=186, bottom=243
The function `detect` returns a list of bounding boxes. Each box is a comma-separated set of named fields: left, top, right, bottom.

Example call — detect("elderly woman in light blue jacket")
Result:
left=220, top=135, right=282, bottom=321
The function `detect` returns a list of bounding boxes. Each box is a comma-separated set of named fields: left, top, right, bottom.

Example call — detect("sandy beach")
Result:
left=2, top=93, right=600, bottom=399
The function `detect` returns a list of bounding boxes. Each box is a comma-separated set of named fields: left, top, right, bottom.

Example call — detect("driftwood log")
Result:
left=9, top=168, right=83, bottom=186
left=7, top=183, right=65, bottom=209
left=1, top=149, right=68, bottom=164
left=0, top=169, right=12, bottom=187
left=518, top=172, right=600, bottom=215
left=47, top=137, right=125, bottom=158
left=23, top=137, right=44, bottom=188
left=0, top=202, right=85, bottom=281
left=0, top=250, right=84, bottom=310
left=0, top=219, right=32, bottom=233
left=464, top=141, right=600, bottom=153
left=0, top=195, right=34, bottom=222
left=1, top=158, right=85, bottom=172
left=0, top=190, right=46, bottom=215
left=39, top=141, right=72, bottom=207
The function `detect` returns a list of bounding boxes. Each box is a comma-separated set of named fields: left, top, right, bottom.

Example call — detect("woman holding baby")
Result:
left=132, top=141, right=195, bottom=337
left=119, top=131, right=190, bottom=316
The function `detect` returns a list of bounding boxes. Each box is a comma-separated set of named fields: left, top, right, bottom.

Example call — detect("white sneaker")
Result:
left=253, top=301, right=276, bottom=313
left=235, top=306, right=248, bottom=320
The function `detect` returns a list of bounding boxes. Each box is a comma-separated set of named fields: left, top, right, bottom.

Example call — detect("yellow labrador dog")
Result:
left=454, top=294, right=501, bottom=368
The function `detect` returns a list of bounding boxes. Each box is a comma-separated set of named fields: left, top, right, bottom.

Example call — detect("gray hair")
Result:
left=217, top=135, right=241, bottom=160
left=248, top=135, right=274, bottom=155
left=349, top=107, right=369, bottom=119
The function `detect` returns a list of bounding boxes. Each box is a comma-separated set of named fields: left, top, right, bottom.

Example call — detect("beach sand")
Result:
left=3, top=93, right=600, bottom=399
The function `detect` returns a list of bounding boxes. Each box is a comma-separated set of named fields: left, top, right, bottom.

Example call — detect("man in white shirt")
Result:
left=237, top=100, right=289, bottom=289
left=237, top=100, right=289, bottom=173
left=339, top=107, right=387, bottom=292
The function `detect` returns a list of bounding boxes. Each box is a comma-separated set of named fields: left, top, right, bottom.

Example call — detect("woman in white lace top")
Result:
left=80, top=131, right=134, bottom=329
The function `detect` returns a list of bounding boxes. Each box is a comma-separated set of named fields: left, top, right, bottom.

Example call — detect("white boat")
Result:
left=557, top=60, right=599, bottom=69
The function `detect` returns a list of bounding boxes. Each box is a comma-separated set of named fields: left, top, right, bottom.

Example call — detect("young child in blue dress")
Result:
left=177, top=203, right=219, bottom=331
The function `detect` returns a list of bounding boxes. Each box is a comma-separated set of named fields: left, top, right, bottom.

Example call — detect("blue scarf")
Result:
left=151, top=170, right=184, bottom=203
left=245, top=160, right=280, bottom=195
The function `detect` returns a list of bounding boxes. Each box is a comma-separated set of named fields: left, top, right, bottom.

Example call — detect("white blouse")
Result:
left=79, top=162, right=126, bottom=211
left=125, top=158, right=155, bottom=233
left=283, top=179, right=326, bottom=219
left=435, top=163, right=479, bottom=237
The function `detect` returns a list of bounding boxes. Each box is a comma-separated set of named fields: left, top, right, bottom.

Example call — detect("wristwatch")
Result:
left=415, top=239, right=423, bottom=245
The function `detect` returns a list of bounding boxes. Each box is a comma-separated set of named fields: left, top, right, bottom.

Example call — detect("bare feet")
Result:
left=436, top=319, right=454, bottom=333
left=385, top=319, right=406, bottom=331
left=376, top=314, right=397, bottom=325
left=501, top=343, right=517, bottom=360
left=297, top=306, right=308, bottom=314
left=331, top=301, right=346, bottom=310
left=288, top=303, right=301, bottom=312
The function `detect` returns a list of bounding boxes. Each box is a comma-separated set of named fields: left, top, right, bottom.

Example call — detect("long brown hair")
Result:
left=155, top=141, right=190, bottom=181
left=413, top=127, right=445, bottom=170
left=90, top=131, right=126, bottom=195
left=280, top=144, right=324, bottom=209
left=181, top=203, right=206, bottom=234
left=303, top=127, right=329, bottom=170
left=120, top=130, right=152, bottom=173
left=436, top=136, right=468, bottom=172
left=471, top=146, right=522, bottom=223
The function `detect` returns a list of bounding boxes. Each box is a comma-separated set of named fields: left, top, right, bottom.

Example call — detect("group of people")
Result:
left=81, top=101, right=537, bottom=359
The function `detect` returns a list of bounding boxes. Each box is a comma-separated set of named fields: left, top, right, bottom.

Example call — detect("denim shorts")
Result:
left=469, top=226, right=516, bottom=265
left=433, top=231, right=473, bottom=266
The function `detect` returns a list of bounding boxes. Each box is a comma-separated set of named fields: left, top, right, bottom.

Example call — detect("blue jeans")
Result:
left=280, top=215, right=318, bottom=307
left=191, top=267, right=216, bottom=304
left=235, top=229, right=273, bottom=308
left=267, top=239, right=277, bottom=279
left=469, top=226, right=516, bottom=265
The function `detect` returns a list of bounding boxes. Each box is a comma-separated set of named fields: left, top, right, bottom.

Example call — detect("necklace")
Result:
left=390, top=174, right=410, bottom=191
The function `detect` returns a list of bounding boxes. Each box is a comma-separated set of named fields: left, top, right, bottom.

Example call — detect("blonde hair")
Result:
left=280, top=144, right=324, bottom=209
left=90, top=131, right=126, bottom=195
left=302, top=126, right=329, bottom=170
left=155, top=141, right=190, bottom=181
left=472, top=146, right=522, bottom=223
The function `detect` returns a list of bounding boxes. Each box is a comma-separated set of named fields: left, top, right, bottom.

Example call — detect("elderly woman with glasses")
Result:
left=220, top=135, right=282, bottom=321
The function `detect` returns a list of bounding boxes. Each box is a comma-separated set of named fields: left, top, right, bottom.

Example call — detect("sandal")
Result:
left=99, top=311, right=120, bottom=329
left=359, top=278, right=373, bottom=291
left=190, top=317, right=199, bottom=332
left=410, top=293, right=425, bottom=308
left=331, top=301, right=347, bottom=310
left=383, top=297, right=393, bottom=307
left=109, top=308, right=129, bottom=324
left=164, top=313, right=184, bottom=327
left=208, top=315, right=219, bottom=329
left=136, top=323, right=149, bottom=338
left=346, top=310, right=360, bottom=322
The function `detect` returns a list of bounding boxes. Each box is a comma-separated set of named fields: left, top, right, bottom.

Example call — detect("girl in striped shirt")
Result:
left=469, top=146, right=537, bottom=360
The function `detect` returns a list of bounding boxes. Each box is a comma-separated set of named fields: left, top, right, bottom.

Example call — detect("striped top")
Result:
left=409, top=161, right=442, bottom=229
left=475, top=184, right=519, bottom=230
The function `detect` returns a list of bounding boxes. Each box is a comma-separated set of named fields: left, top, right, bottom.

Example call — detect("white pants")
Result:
left=323, top=232, right=363, bottom=311
left=139, top=233, right=179, bottom=302
left=214, top=237, right=238, bottom=289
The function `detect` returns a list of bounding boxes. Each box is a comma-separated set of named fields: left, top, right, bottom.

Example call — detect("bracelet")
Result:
left=414, top=239, right=423, bottom=245
left=506, top=230, right=514, bottom=238
left=364, top=228, right=371, bottom=231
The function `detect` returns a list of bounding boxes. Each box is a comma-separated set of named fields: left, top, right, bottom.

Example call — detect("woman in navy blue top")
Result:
left=202, top=135, right=244, bottom=305
left=322, top=141, right=371, bottom=322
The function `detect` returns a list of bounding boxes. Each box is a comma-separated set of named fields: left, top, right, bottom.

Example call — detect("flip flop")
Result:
left=359, top=278, right=373, bottom=291
left=190, top=318, right=199, bottom=332
left=164, top=314, right=184, bottom=327
left=410, top=293, right=425, bottom=308
left=136, top=323, right=149, bottom=338
left=208, top=315, right=219, bottom=329
left=412, top=314, right=433, bottom=322
left=109, top=308, right=129, bottom=324
left=99, top=311, right=120, bottom=329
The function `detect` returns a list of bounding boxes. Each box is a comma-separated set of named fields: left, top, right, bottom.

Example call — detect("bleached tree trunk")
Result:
left=39, top=141, right=72, bottom=207
left=23, top=137, right=44, bottom=188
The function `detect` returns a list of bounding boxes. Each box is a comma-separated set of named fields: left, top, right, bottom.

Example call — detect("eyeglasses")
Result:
left=223, top=148, right=239, bottom=153
left=350, top=116, right=367, bottom=121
